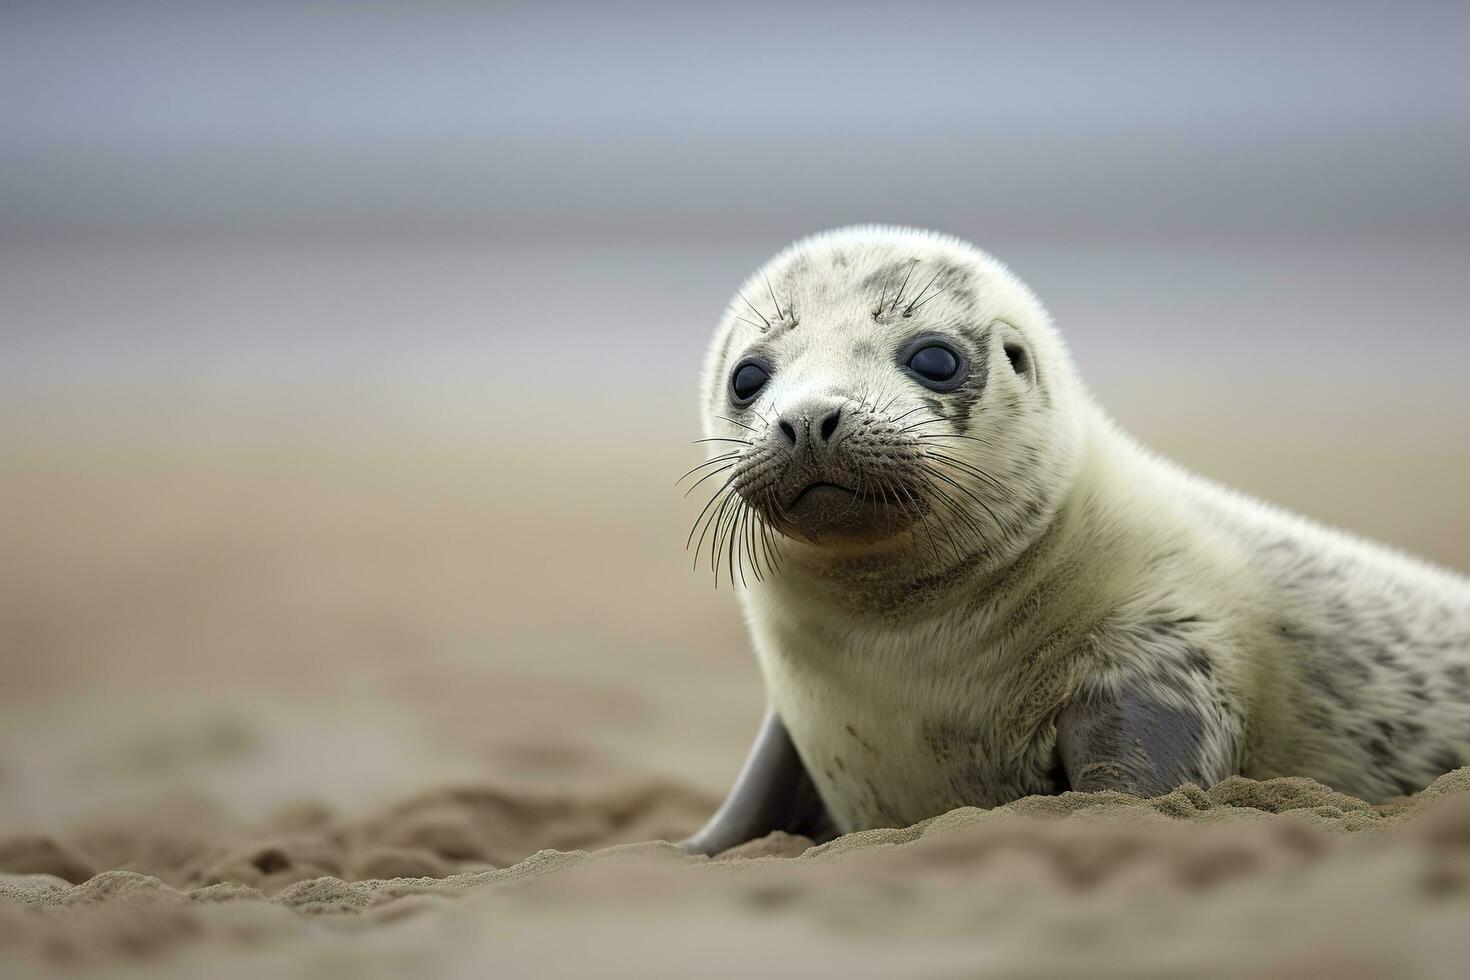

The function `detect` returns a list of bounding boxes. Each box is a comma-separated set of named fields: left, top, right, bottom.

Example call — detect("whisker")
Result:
left=759, top=508, right=783, bottom=573
left=745, top=507, right=762, bottom=585
left=874, top=274, right=888, bottom=316
left=683, top=463, right=736, bottom=497
left=715, top=414, right=758, bottom=433
left=738, top=291, right=771, bottom=329
left=919, top=432, right=1001, bottom=447
left=888, top=405, right=928, bottom=426
left=872, top=471, right=894, bottom=524
left=883, top=474, right=945, bottom=564
left=890, top=258, right=918, bottom=314
left=925, top=450, right=1009, bottom=494
left=923, top=461, right=1006, bottom=533
left=720, top=496, right=744, bottom=585
left=675, top=452, right=740, bottom=485
left=691, top=492, right=734, bottom=567
left=764, top=274, right=784, bottom=322
left=847, top=469, right=872, bottom=516
left=743, top=506, right=758, bottom=585
left=687, top=477, right=736, bottom=550
left=731, top=504, right=748, bottom=588
left=744, top=507, right=762, bottom=584
left=691, top=492, right=732, bottom=575
left=919, top=473, right=989, bottom=543
left=902, top=268, right=943, bottom=316
left=903, top=474, right=964, bottom=561
left=907, top=290, right=944, bottom=316
left=710, top=492, right=742, bottom=582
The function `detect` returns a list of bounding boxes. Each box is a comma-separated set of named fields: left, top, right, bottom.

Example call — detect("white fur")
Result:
left=699, top=227, right=1470, bottom=829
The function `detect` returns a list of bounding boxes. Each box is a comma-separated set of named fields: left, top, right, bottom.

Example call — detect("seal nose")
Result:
left=818, top=408, right=841, bottom=443
left=775, top=402, right=844, bottom=455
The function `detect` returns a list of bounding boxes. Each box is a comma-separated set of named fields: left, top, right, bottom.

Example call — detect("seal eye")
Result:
left=730, top=361, right=770, bottom=404
left=907, top=344, right=962, bottom=386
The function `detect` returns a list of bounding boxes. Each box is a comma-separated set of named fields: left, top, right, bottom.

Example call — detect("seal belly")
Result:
left=763, top=649, right=1058, bottom=831
left=783, top=700, right=952, bottom=831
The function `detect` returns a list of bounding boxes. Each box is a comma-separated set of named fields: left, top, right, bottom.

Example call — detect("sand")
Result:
left=4, top=388, right=1470, bottom=978
left=4, top=771, right=1470, bottom=978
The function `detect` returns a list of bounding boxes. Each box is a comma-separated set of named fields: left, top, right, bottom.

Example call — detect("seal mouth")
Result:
left=771, top=478, right=917, bottom=546
left=788, top=481, right=856, bottom=509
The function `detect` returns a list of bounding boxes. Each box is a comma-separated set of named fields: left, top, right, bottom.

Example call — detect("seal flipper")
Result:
left=1056, top=687, right=1230, bottom=798
left=680, top=709, right=835, bottom=856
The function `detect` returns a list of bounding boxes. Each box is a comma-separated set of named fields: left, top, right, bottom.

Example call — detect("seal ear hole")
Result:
left=1004, top=342, right=1031, bottom=378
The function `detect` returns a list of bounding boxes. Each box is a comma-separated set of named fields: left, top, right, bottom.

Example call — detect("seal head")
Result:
left=694, top=226, right=1087, bottom=582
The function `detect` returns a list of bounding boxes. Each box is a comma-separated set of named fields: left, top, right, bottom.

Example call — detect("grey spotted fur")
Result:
left=697, top=226, right=1470, bottom=832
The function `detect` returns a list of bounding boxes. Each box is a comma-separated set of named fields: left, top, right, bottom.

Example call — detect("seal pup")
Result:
left=681, top=226, right=1470, bottom=855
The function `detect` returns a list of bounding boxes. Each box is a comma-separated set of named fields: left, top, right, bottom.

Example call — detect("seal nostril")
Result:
left=779, top=420, right=798, bottom=445
left=819, top=409, right=841, bottom=443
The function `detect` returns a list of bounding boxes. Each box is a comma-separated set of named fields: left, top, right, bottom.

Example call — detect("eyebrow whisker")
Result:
left=889, top=258, right=918, bottom=314
left=903, top=269, right=944, bottom=316
left=764, top=274, right=784, bottom=322
left=738, top=291, right=772, bottom=329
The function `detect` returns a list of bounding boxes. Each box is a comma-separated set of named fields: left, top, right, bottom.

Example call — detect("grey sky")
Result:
left=4, top=1, right=1467, bottom=235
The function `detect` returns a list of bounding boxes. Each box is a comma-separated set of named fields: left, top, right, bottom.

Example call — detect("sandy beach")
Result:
left=6, top=760, right=1470, bottom=978
left=3, top=387, right=1470, bottom=977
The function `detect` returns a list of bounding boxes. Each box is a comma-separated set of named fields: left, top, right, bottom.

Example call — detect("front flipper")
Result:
left=680, top=709, right=835, bottom=856
left=1057, top=686, right=1234, bottom=797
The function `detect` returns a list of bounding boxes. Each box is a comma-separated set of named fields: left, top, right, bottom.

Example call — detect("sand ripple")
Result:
left=4, top=771, right=1470, bottom=978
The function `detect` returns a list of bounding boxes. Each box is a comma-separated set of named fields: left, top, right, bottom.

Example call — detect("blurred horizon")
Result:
left=5, top=2, right=1468, bottom=408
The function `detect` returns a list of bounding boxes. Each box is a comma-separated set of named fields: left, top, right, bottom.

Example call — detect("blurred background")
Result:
left=2, top=1, right=1467, bottom=839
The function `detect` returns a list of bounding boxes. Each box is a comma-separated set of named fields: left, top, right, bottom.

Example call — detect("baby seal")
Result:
left=681, top=225, right=1470, bottom=855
